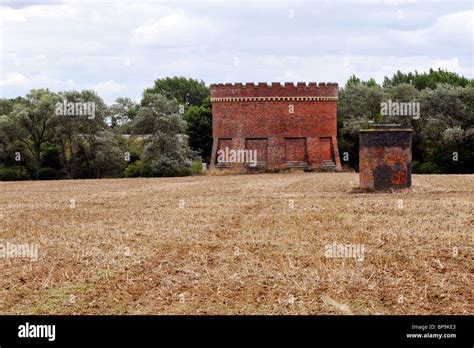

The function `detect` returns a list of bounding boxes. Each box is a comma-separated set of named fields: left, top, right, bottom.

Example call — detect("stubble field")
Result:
left=0, top=172, right=472, bottom=314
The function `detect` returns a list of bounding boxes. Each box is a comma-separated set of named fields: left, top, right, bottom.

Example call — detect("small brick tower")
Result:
left=209, top=82, right=341, bottom=171
left=359, top=128, right=413, bottom=190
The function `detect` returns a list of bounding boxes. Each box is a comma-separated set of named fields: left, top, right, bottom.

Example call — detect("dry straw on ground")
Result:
left=0, top=173, right=472, bottom=314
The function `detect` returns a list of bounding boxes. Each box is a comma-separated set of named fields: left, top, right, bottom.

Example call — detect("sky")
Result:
left=0, top=0, right=473, bottom=104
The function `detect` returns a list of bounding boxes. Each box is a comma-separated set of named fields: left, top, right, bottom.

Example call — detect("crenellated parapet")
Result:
left=210, top=82, right=338, bottom=102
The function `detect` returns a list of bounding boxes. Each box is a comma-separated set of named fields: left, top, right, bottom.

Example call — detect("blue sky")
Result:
left=1, top=0, right=472, bottom=103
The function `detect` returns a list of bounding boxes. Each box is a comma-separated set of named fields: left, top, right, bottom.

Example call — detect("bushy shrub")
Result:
left=36, top=167, right=58, bottom=180
left=191, top=160, right=203, bottom=175
left=414, top=161, right=441, bottom=174
left=412, top=160, right=421, bottom=174
left=41, top=145, right=62, bottom=169
left=0, top=166, right=29, bottom=181
left=124, top=161, right=142, bottom=178
left=145, top=152, right=193, bottom=177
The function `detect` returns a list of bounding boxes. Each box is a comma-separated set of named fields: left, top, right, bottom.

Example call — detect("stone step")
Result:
left=285, top=161, right=309, bottom=168
left=321, top=160, right=337, bottom=171
left=244, top=161, right=267, bottom=168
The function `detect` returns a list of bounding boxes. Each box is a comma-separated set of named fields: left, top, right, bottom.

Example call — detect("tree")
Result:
left=132, top=92, right=195, bottom=176
left=346, top=74, right=380, bottom=88
left=75, top=130, right=125, bottom=178
left=417, top=85, right=474, bottom=173
left=109, top=97, right=139, bottom=131
left=337, top=82, right=384, bottom=170
left=338, top=83, right=383, bottom=121
left=0, top=115, right=30, bottom=169
left=383, top=68, right=474, bottom=91
left=0, top=98, right=14, bottom=116
left=54, top=90, right=110, bottom=178
left=382, top=84, right=423, bottom=160
left=184, top=97, right=212, bottom=163
left=145, top=76, right=209, bottom=107
left=2, top=89, right=60, bottom=169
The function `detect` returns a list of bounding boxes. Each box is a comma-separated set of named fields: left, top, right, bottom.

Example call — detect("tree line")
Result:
left=0, top=69, right=472, bottom=180
left=0, top=77, right=211, bottom=180
left=338, top=69, right=473, bottom=173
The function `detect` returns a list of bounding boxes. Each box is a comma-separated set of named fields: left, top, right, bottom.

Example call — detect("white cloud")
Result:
left=388, top=10, right=473, bottom=48
left=0, top=72, right=29, bottom=87
left=130, top=11, right=221, bottom=46
left=0, top=7, right=26, bottom=23
left=0, top=1, right=471, bottom=104
left=92, top=80, right=124, bottom=95
left=431, top=57, right=459, bottom=71
left=0, top=72, right=77, bottom=89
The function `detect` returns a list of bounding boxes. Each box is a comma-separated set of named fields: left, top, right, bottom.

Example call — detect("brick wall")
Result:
left=245, top=139, right=268, bottom=164
left=359, top=129, right=412, bottom=190
left=210, top=82, right=341, bottom=170
left=284, top=138, right=307, bottom=163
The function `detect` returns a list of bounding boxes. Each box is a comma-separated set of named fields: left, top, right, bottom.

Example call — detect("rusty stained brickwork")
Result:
left=359, top=129, right=413, bottom=190
left=209, top=82, right=341, bottom=171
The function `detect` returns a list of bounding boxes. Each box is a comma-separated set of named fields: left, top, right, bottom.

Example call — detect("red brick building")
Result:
left=209, top=82, right=341, bottom=171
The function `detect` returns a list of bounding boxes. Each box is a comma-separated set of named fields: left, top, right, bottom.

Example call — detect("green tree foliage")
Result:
left=382, top=84, right=424, bottom=160
left=0, top=115, right=26, bottom=168
left=0, top=98, right=15, bottom=115
left=132, top=92, right=196, bottom=177
left=338, top=73, right=474, bottom=173
left=53, top=90, right=117, bottom=178
left=124, top=160, right=143, bottom=178
left=346, top=74, right=380, bottom=88
left=38, top=144, right=63, bottom=179
left=383, top=68, right=474, bottom=91
left=337, top=82, right=383, bottom=170
left=40, top=144, right=62, bottom=169
left=109, top=97, right=139, bottom=131
left=0, top=165, right=29, bottom=181
left=1, top=89, right=60, bottom=169
left=417, top=86, right=474, bottom=173
left=183, top=97, right=212, bottom=163
left=36, top=167, right=58, bottom=180
left=145, top=76, right=209, bottom=107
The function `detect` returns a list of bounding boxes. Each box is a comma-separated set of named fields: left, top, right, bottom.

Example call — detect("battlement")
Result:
left=210, top=82, right=339, bottom=100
